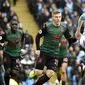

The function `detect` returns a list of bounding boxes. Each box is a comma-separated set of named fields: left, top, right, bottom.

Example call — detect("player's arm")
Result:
left=1, top=32, right=8, bottom=46
left=77, top=16, right=83, bottom=32
left=77, top=14, right=85, bottom=32
left=21, top=33, right=25, bottom=49
left=35, top=24, right=47, bottom=50
left=64, top=27, right=77, bottom=45
left=75, top=14, right=84, bottom=39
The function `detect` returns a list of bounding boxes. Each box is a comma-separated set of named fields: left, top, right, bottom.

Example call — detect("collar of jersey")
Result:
left=52, top=21, right=60, bottom=27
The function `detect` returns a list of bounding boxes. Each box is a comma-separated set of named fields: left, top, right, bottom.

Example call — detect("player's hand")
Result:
left=75, top=30, right=81, bottom=40
left=35, top=50, right=40, bottom=56
left=20, top=49, right=25, bottom=55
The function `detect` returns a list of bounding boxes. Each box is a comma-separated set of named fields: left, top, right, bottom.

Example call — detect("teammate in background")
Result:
left=56, top=35, right=69, bottom=85
left=3, top=20, right=24, bottom=85
left=30, top=10, right=78, bottom=85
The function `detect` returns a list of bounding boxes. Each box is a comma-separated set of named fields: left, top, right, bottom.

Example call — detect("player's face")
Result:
left=11, top=23, right=18, bottom=32
left=52, top=13, right=62, bottom=26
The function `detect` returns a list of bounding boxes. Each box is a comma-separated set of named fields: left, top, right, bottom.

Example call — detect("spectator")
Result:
left=1, top=0, right=11, bottom=13
left=74, top=44, right=85, bottom=63
left=8, top=7, right=18, bottom=22
left=13, top=0, right=18, bottom=6
left=62, top=6, right=71, bottom=21
left=0, top=27, right=6, bottom=85
left=71, top=11, right=79, bottom=34
left=66, top=0, right=74, bottom=14
left=24, top=31, right=34, bottom=48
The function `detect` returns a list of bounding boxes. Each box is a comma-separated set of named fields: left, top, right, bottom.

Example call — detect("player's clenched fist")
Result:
left=75, top=30, right=81, bottom=40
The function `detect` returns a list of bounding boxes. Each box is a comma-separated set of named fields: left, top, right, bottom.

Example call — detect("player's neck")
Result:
left=11, top=29, right=16, bottom=33
left=52, top=21, right=60, bottom=27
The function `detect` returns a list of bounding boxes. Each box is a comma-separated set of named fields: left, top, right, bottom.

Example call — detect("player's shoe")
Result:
left=29, top=70, right=35, bottom=78
left=55, top=79, right=62, bottom=85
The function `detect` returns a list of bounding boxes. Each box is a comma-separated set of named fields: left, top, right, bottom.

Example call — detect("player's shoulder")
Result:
left=60, top=22, right=66, bottom=28
left=45, top=22, right=53, bottom=27
left=5, top=28, right=10, bottom=34
left=81, top=12, right=85, bottom=17
left=17, top=29, right=24, bottom=34
left=80, top=13, right=85, bottom=20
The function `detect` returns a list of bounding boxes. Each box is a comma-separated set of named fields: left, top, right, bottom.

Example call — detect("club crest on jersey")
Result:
left=61, top=27, right=64, bottom=33
left=17, top=34, right=20, bottom=38
left=39, top=30, right=42, bottom=34
left=49, top=28, right=53, bottom=32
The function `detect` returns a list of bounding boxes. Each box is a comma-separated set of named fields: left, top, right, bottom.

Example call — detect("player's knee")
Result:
left=34, top=69, right=43, bottom=76
left=46, top=70, right=55, bottom=78
left=61, top=67, right=66, bottom=74
left=61, top=63, right=67, bottom=74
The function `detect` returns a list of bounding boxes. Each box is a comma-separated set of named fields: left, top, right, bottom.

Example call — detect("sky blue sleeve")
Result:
left=80, top=13, right=85, bottom=22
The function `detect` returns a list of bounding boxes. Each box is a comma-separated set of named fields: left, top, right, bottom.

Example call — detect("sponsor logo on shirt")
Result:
left=53, top=34, right=60, bottom=40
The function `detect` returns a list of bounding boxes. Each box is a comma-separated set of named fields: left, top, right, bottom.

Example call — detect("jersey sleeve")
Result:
left=64, top=26, right=77, bottom=45
left=35, top=24, right=47, bottom=50
left=21, top=33, right=24, bottom=42
left=2, top=32, right=7, bottom=42
left=38, top=24, right=48, bottom=36
left=80, top=13, right=85, bottom=22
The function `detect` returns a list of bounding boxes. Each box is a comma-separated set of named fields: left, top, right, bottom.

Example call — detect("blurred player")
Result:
left=3, top=20, right=24, bottom=85
left=30, top=10, right=78, bottom=85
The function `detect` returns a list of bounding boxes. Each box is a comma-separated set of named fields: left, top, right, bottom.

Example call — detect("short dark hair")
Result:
left=10, top=20, right=18, bottom=25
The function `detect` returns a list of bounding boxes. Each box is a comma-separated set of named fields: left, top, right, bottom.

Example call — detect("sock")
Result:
left=34, top=74, right=50, bottom=85
left=57, top=72, right=61, bottom=82
left=5, top=75, right=10, bottom=85
left=62, top=81, right=65, bottom=85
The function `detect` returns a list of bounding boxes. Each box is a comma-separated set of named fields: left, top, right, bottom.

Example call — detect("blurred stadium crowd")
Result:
left=0, top=0, right=36, bottom=85
left=0, top=0, right=85, bottom=85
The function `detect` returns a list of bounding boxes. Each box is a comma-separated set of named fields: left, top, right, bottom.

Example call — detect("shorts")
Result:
left=3, top=52, right=20, bottom=70
left=35, top=51, right=68, bottom=71
left=35, top=51, right=58, bottom=71
left=58, top=56, right=68, bottom=67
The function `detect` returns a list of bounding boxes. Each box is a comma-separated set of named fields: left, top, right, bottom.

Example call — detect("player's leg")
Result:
left=33, top=54, right=59, bottom=85
left=11, top=56, right=25, bottom=84
left=33, top=52, right=59, bottom=85
left=3, top=52, right=11, bottom=85
left=0, top=56, right=6, bottom=85
left=56, top=59, right=62, bottom=83
left=61, top=57, right=68, bottom=85
left=30, top=51, right=47, bottom=85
